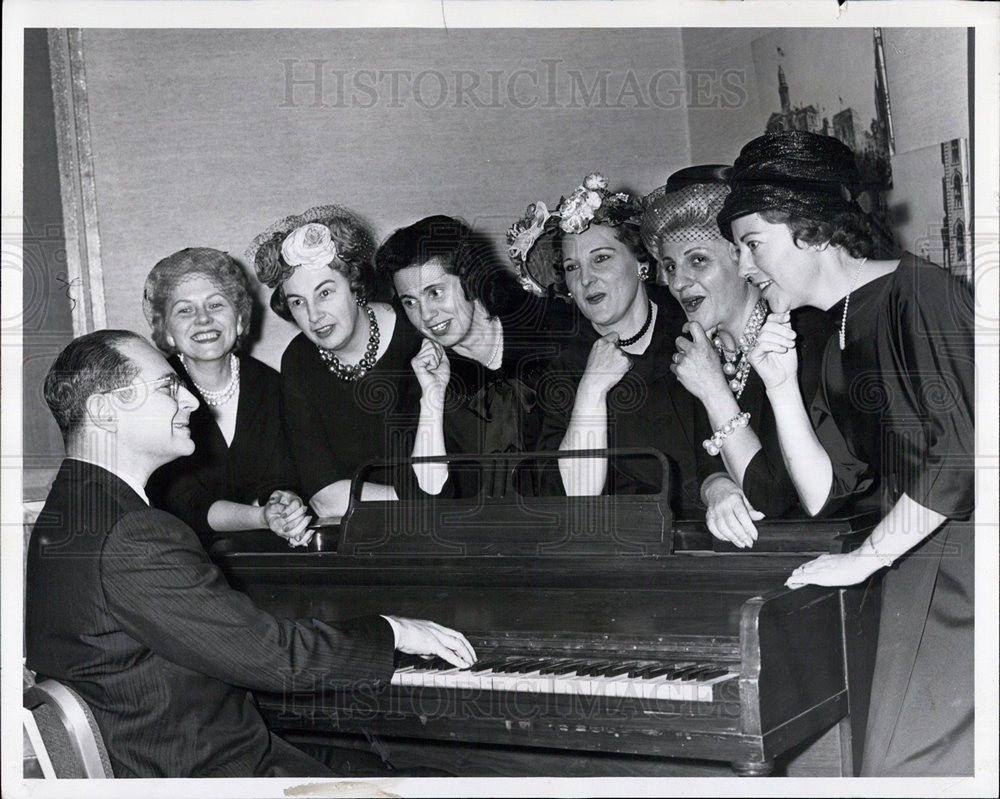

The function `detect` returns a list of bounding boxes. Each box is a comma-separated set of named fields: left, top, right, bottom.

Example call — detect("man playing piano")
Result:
left=25, top=329, right=476, bottom=778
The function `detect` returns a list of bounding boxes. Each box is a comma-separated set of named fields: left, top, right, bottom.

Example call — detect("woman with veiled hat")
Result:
left=639, top=165, right=837, bottom=546
left=719, top=130, right=974, bottom=776
left=143, top=248, right=312, bottom=546
left=249, top=207, right=423, bottom=518
left=517, top=173, right=730, bottom=521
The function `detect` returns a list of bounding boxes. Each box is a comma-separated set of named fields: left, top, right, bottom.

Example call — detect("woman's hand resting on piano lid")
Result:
left=702, top=474, right=762, bottom=549
left=785, top=551, right=882, bottom=589
left=263, top=490, right=314, bottom=547
left=381, top=616, right=477, bottom=669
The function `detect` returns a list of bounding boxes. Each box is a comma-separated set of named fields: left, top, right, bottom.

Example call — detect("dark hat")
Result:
left=717, top=130, right=866, bottom=241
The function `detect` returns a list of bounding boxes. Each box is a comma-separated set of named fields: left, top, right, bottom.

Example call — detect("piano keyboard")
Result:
left=392, top=654, right=737, bottom=702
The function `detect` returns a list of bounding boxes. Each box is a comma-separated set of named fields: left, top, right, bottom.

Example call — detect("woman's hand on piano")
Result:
left=785, top=552, right=881, bottom=589
left=703, top=475, right=762, bottom=549
left=382, top=616, right=477, bottom=669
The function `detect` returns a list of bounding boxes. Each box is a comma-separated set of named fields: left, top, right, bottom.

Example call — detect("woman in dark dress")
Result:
left=144, top=248, right=311, bottom=546
left=513, top=173, right=730, bottom=520
left=718, top=130, right=974, bottom=776
left=639, top=165, right=837, bottom=546
left=249, top=206, right=422, bottom=517
left=375, top=215, right=566, bottom=498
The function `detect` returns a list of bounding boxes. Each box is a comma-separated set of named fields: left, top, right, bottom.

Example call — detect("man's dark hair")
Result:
left=43, top=329, right=144, bottom=441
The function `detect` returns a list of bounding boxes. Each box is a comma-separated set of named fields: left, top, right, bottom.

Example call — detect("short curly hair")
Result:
left=375, top=215, right=526, bottom=319
left=142, top=248, right=254, bottom=355
left=759, top=208, right=874, bottom=260
left=252, top=213, right=378, bottom=321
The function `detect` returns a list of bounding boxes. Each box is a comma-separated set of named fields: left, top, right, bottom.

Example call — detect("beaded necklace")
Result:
left=713, top=299, right=767, bottom=399
left=317, top=302, right=380, bottom=381
left=617, top=299, right=654, bottom=347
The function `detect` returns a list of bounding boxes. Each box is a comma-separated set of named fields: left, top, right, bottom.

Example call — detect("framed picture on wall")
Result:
left=751, top=27, right=897, bottom=256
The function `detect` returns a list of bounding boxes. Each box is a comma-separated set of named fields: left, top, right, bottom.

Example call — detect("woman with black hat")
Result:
left=718, top=130, right=974, bottom=776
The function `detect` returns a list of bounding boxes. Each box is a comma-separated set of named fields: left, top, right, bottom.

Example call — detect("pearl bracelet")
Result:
left=702, top=411, right=751, bottom=456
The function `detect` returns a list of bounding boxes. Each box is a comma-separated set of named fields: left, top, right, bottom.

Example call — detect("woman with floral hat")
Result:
left=518, top=174, right=730, bottom=520
left=249, top=206, right=423, bottom=518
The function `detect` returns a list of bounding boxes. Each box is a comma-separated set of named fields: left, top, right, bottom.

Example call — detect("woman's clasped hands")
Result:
left=264, top=490, right=313, bottom=547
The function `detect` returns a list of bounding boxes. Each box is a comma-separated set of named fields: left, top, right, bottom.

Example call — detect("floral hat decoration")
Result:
left=246, top=204, right=376, bottom=289
left=506, top=173, right=643, bottom=296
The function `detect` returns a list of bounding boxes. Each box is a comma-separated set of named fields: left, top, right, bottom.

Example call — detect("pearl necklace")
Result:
left=617, top=299, right=654, bottom=347
left=484, top=323, right=504, bottom=370
left=713, top=299, right=767, bottom=399
left=318, top=302, right=380, bottom=381
left=181, top=353, right=240, bottom=406
left=839, top=257, right=868, bottom=351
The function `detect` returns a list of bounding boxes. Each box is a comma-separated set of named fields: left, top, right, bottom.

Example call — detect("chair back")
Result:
left=23, top=678, right=114, bottom=778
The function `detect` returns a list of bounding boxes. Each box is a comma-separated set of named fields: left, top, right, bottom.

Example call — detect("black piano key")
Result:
left=660, top=662, right=698, bottom=678
left=641, top=665, right=680, bottom=679
left=511, top=659, right=548, bottom=673
left=602, top=662, right=642, bottom=677
left=394, top=653, right=425, bottom=670
left=628, top=664, right=659, bottom=678
left=550, top=660, right=592, bottom=675
left=536, top=659, right=575, bottom=675
left=414, top=657, right=449, bottom=671
left=494, top=658, right=536, bottom=673
left=572, top=661, right=611, bottom=677
left=469, top=658, right=505, bottom=674
left=692, top=667, right=730, bottom=680
left=677, top=664, right=715, bottom=680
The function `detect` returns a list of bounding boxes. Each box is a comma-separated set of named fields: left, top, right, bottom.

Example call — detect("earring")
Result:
left=166, top=334, right=176, bottom=348
left=638, top=263, right=650, bottom=282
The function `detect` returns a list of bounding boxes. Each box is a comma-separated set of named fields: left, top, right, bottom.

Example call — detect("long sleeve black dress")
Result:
left=812, top=253, right=974, bottom=776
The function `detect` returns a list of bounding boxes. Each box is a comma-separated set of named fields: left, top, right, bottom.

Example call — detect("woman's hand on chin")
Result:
left=748, top=312, right=798, bottom=392
left=671, top=321, right=730, bottom=401
left=578, top=333, right=632, bottom=398
left=412, top=338, right=451, bottom=410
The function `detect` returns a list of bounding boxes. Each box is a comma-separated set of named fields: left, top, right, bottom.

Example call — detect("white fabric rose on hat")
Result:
left=281, top=223, right=338, bottom=269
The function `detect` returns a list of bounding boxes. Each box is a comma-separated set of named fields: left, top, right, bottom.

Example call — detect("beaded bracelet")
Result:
left=702, top=411, right=751, bottom=456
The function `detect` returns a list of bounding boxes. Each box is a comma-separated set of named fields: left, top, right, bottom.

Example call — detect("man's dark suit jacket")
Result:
left=25, top=458, right=396, bottom=778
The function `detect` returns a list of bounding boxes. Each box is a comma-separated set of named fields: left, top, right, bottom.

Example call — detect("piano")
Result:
left=208, top=451, right=881, bottom=777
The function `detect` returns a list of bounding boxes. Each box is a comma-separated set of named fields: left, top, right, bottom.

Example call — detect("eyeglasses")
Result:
left=105, top=374, right=184, bottom=400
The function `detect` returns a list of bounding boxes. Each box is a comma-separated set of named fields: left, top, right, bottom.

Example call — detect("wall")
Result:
left=79, top=28, right=693, bottom=368
left=681, top=26, right=970, bottom=261
left=22, top=30, right=75, bottom=500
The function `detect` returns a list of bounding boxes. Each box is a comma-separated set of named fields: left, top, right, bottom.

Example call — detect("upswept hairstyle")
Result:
left=249, top=208, right=379, bottom=321
left=43, top=329, right=144, bottom=441
left=142, top=248, right=254, bottom=355
left=375, top=215, right=525, bottom=319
